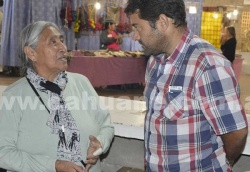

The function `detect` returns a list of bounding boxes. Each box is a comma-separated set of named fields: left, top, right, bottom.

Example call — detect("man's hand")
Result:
left=55, top=160, right=84, bottom=172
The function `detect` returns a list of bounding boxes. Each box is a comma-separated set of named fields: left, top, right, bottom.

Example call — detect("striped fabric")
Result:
left=144, top=29, right=247, bottom=172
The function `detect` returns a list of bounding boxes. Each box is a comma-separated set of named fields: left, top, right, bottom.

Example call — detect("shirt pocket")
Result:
left=163, top=88, right=185, bottom=120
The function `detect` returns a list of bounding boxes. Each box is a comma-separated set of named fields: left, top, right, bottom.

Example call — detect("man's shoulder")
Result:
left=189, top=38, right=228, bottom=66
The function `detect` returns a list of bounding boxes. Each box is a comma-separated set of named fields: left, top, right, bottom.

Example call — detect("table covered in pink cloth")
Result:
left=67, top=56, right=147, bottom=87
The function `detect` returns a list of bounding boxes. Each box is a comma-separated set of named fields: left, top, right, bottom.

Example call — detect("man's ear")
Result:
left=157, top=14, right=171, bottom=31
left=23, top=46, right=36, bottom=61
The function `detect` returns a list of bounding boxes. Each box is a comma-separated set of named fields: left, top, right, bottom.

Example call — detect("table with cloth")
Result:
left=67, top=54, right=147, bottom=87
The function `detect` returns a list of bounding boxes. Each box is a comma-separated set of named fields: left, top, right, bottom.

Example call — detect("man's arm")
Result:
left=220, top=127, right=248, bottom=166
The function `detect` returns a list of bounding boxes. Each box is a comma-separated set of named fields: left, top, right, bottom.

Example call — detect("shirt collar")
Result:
left=168, top=28, right=193, bottom=67
left=154, top=28, right=193, bottom=66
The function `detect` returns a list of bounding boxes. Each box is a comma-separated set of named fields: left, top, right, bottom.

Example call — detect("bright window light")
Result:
left=213, top=13, right=219, bottom=19
left=189, top=6, right=197, bottom=14
left=233, top=9, right=238, bottom=16
left=227, top=12, right=232, bottom=19
left=95, top=2, right=101, bottom=10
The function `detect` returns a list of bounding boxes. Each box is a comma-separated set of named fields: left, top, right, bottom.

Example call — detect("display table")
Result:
left=67, top=56, right=147, bottom=87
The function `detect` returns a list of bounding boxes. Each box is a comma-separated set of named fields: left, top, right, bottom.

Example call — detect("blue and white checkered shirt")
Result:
left=144, top=29, right=247, bottom=172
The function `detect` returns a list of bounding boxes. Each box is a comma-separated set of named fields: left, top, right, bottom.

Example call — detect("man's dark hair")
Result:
left=124, top=0, right=187, bottom=28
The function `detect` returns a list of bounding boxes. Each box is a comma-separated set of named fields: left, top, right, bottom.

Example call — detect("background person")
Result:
left=100, top=19, right=122, bottom=51
left=0, top=21, right=114, bottom=172
left=220, top=26, right=237, bottom=63
left=125, top=0, right=248, bottom=171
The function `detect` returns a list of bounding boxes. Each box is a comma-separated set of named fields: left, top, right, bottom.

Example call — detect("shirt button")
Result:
left=156, top=87, right=159, bottom=93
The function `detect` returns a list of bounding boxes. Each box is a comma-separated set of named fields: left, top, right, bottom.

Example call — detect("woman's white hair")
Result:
left=19, top=21, right=60, bottom=76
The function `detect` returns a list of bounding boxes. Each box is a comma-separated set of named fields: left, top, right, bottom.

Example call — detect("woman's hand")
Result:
left=84, top=135, right=102, bottom=172
left=220, top=35, right=227, bottom=45
left=115, top=35, right=123, bottom=44
left=115, top=35, right=122, bottom=40
left=55, top=160, right=84, bottom=172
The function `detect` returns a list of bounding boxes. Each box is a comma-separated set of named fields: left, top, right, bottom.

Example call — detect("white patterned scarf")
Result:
left=26, top=68, right=82, bottom=162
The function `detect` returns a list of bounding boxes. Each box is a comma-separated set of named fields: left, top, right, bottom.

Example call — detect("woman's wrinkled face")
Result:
left=33, top=26, right=67, bottom=79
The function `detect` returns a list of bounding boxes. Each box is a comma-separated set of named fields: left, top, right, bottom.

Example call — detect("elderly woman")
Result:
left=0, top=21, right=114, bottom=172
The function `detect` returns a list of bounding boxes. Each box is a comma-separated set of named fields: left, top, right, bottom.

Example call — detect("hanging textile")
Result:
left=0, top=0, right=81, bottom=67
left=0, top=0, right=202, bottom=55
left=185, top=0, right=203, bottom=36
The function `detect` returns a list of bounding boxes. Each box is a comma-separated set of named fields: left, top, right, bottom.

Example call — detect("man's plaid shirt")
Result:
left=144, top=29, right=247, bottom=172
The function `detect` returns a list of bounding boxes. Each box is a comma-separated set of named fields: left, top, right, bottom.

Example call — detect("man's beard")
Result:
left=139, top=31, right=164, bottom=56
left=143, top=48, right=154, bottom=56
left=139, top=40, right=156, bottom=56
